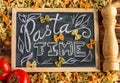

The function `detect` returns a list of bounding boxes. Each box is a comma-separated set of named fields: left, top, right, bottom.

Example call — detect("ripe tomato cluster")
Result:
left=0, top=60, right=30, bottom=83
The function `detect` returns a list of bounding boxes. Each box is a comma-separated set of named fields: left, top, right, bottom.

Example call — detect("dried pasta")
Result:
left=28, top=72, right=118, bottom=83
left=0, top=0, right=119, bottom=83
left=86, top=38, right=96, bottom=49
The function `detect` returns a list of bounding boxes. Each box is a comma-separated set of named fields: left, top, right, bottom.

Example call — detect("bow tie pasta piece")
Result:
left=90, top=38, right=96, bottom=44
left=75, top=34, right=81, bottom=40
left=40, top=15, right=50, bottom=23
left=86, top=38, right=96, bottom=49
left=45, top=15, right=50, bottom=22
left=0, top=24, right=7, bottom=41
left=71, top=29, right=81, bottom=40
left=55, top=56, right=65, bottom=67
left=64, top=72, right=72, bottom=82
left=86, top=43, right=93, bottom=49
left=55, top=61, right=61, bottom=67
left=40, top=16, right=45, bottom=23
left=53, top=33, right=64, bottom=43
left=26, top=60, right=37, bottom=68
left=37, top=73, right=49, bottom=83
left=30, top=73, right=38, bottom=83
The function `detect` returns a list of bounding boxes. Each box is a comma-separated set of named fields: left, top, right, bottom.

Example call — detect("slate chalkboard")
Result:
left=12, top=8, right=100, bottom=72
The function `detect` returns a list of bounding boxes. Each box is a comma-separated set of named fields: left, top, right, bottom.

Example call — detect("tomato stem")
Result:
left=0, top=81, right=3, bottom=83
left=9, top=75, right=18, bottom=83
left=0, top=69, right=3, bottom=74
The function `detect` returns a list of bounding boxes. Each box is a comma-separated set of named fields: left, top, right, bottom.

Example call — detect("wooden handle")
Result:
left=101, top=3, right=119, bottom=71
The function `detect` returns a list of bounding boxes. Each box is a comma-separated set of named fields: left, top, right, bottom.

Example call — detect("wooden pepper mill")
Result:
left=101, top=3, right=119, bottom=71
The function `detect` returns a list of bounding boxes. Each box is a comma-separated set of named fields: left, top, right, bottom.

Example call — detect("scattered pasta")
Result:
left=71, top=29, right=81, bottom=40
left=26, top=60, right=37, bottom=68
left=86, top=38, right=96, bottom=49
left=28, top=71, right=118, bottom=83
left=54, top=33, right=64, bottom=43
left=0, top=0, right=110, bottom=54
left=40, top=15, right=50, bottom=23
left=55, top=56, right=65, bottom=67
left=0, top=0, right=118, bottom=83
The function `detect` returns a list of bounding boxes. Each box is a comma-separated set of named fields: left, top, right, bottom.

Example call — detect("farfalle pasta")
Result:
left=40, top=15, right=50, bottom=23
left=26, top=60, right=37, bottom=68
left=0, top=24, right=7, bottom=41
left=28, top=72, right=118, bottom=83
left=86, top=38, right=96, bottom=49
left=71, top=29, right=81, bottom=40
left=53, top=33, right=64, bottom=43
left=0, top=0, right=118, bottom=83
left=32, top=0, right=40, bottom=9
left=37, top=73, right=49, bottom=83
left=55, top=56, right=65, bottom=67
left=30, top=73, right=38, bottom=83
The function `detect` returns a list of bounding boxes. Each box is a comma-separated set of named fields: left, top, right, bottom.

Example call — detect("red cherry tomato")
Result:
left=0, top=59, right=11, bottom=81
left=7, top=69, right=30, bottom=83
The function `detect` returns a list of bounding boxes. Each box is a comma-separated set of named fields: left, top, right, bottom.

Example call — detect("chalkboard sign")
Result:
left=12, top=8, right=100, bottom=72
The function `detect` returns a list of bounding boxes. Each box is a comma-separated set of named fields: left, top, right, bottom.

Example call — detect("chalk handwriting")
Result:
left=16, top=12, right=95, bottom=67
left=20, top=52, right=33, bottom=66
left=74, top=41, right=86, bottom=57
left=80, top=50, right=92, bottom=62
left=24, top=27, right=31, bottom=52
left=59, top=41, right=73, bottom=56
left=47, top=42, right=58, bottom=56
left=71, top=14, right=91, bottom=38
left=33, top=25, right=51, bottom=41
left=41, top=58, right=53, bottom=65
left=18, top=14, right=27, bottom=23
left=33, top=42, right=46, bottom=56
left=18, top=36, right=24, bottom=54
left=51, top=13, right=91, bottom=37
left=63, top=58, right=79, bottom=64
left=19, top=13, right=41, bottom=52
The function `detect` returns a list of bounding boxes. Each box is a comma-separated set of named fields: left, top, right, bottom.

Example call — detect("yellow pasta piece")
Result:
left=71, top=29, right=81, bottom=40
left=0, top=24, right=7, bottom=41
left=32, top=0, right=40, bottom=9
left=45, top=15, right=50, bottom=22
left=55, top=56, right=65, bottom=67
left=38, top=73, right=49, bottom=83
left=78, top=0, right=92, bottom=9
left=0, top=12, right=12, bottom=29
left=54, top=33, right=64, bottom=43
left=40, top=15, right=50, bottom=23
left=4, top=0, right=12, bottom=7
left=26, top=60, right=37, bottom=68
left=64, top=72, right=72, bottom=82
left=40, top=16, right=45, bottom=23
left=60, top=2, right=67, bottom=8
left=86, top=38, right=96, bottom=49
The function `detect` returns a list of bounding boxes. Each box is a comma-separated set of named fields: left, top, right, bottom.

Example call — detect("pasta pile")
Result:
left=0, top=0, right=110, bottom=54
left=0, top=0, right=118, bottom=83
left=29, top=72, right=118, bottom=83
